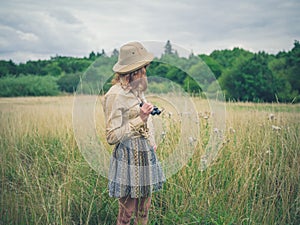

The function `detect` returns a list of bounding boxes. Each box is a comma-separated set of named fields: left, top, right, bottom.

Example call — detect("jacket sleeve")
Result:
left=104, top=93, right=144, bottom=145
left=147, top=116, right=156, bottom=147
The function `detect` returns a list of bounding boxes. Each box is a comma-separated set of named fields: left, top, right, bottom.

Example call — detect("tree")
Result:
left=111, top=49, right=119, bottom=57
left=0, top=60, right=17, bottom=77
left=199, top=54, right=223, bottom=79
left=57, top=73, right=81, bottom=93
left=98, top=49, right=106, bottom=57
left=153, top=63, right=170, bottom=78
left=164, top=40, right=173, bottom=55
left=43, top=63, right=62, bottom=76
left=89, top=51, right=96, bottom=60
left=285, top=40, right=300, bottom=93
left=210, top=47, right=253, bottom=68
left=269, top=56, right=296, bottom=101
left=0, top=75, right=59, bottom=96
left=187, top=60, right=215, bottom=92
left=219, top=52, right=290, bottom=102
left=183, top=76, right=201, bottom=94
left=165, top=66, right=187, bottom=84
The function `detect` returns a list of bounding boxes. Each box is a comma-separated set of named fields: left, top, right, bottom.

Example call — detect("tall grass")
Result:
left=0, top=96, right=299, bottom=225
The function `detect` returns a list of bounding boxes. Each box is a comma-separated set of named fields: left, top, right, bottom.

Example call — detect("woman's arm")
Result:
left=147, top=116, right=157, bottom=151
left=104, top=93, right=144, bottom=145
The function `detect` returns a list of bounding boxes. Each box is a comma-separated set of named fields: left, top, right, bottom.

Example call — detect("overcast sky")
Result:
left=0, top=0, right=299, bottom=63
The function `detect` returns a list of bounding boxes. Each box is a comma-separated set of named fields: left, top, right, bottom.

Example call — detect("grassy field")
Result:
left=0, top=96, right=299, bottom=225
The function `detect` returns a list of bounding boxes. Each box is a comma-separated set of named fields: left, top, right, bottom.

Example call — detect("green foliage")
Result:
left=79, top=55, right=116, bottom=95
left=210, top=47, right=253, bottom=68
left=44, top=63, right=62, bottom=76
left=53, top=56, right=92, bottom=74
left=183, top=76, right=202, bottom=93
left=0, top=75, right=59, bottom=96
left=0, top=55, right=94, bottom=77
left=0, top=60, right=17, bottom=77
left=0, top=40, right=299, bottom=102
left=277, top=40, right=300, bottom=93
left=216, top=42, right=300, bottom=102
left=57, top=73, right=81, bottom=93
left=219, top=53, right=283, bottom=101
left=187, top=60, right=216, bottom=92
left=147, top=80, right=180, bottom=93
left=17, top=60, right=47, bottom=75
left=148, top=61, right=182, bottom=82
left=164, top=40, right=173, bottom=55
left=199, top=54, right=223, bottom=78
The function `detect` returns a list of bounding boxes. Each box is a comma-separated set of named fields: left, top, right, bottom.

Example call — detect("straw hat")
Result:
left=113, top=42, right=154, bottom=74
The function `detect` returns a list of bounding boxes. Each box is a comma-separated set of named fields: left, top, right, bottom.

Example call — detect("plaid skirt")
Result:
left=108, top=137, right=165, bottom=198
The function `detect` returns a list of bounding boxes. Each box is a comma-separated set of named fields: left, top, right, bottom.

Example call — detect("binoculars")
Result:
left=139, top=102, right=162, bottom=116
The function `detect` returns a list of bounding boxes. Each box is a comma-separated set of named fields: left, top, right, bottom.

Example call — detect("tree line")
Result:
left=0, top=40, right=299, bottom=102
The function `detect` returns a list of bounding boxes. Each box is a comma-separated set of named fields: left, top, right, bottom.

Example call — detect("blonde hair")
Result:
left=111, top=67, right=146, bottom=85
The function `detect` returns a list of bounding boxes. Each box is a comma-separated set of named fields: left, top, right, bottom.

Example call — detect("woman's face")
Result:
left=130, top=66, right=148, bottom=92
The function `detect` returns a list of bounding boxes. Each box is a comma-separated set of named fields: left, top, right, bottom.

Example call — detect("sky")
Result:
left=0, top=0, right=299, bottom=63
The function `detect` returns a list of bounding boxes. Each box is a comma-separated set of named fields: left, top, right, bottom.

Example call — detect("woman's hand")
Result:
left=140, top=102, right=153, bottom=122
left=152, top=144, right=157, bottom=152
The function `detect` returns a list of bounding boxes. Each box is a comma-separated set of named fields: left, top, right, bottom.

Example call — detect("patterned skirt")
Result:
left=108, top=137, right=165, bottom=198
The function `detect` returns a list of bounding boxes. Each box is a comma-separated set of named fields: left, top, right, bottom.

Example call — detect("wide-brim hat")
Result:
left=113, top=42, right=154, bottom=74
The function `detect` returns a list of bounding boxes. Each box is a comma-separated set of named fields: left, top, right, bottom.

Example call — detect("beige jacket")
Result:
left=103, top=83, right=156, bottom=147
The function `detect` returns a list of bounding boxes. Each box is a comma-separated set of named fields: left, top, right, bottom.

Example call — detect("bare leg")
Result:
left=134, top=197, right=151, bottom=225
left=117, top=197, right=137, bottom=225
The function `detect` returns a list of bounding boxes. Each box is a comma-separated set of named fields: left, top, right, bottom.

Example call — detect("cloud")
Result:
left=0, top=0, right=299, bottom=62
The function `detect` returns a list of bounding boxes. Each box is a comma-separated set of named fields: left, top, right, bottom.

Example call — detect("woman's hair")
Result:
left=111, top=67, right=146, bottom=85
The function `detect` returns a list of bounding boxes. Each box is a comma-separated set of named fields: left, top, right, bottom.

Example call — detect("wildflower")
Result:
left=268, top=113, right=275, bottom=121
left=161, top=131, right=166, bottom=139
left=203, top=115, right=209, bottom=120
left=201, top=155, right=208, bottom=163
left=204, top=111, right=210, bottom=118
left=188, top=136, right=197, bottom=146
left=272, top=125, right=281, bottom=131
left=229, top=127, right=236, bottom=134
left=167, top=111, right=173, bottom=118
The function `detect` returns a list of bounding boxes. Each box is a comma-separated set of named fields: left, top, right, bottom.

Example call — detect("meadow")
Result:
left=0, top=96, right=299, bottom=225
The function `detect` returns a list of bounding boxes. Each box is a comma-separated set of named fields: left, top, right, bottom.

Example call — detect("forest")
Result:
left=0, top=40, right=299, bottom=102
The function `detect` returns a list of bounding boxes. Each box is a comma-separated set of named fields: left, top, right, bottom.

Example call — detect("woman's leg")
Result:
left=134, top=197, right=151, bottom=225
left=117, top=196, right=137, bottom=225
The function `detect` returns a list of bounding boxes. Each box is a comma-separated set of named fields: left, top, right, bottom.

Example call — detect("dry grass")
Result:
left=0, top=96, right=299, bottom=225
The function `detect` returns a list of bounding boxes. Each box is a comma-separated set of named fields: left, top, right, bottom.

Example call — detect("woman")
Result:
left=103, top=42, right=165, bottom=225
